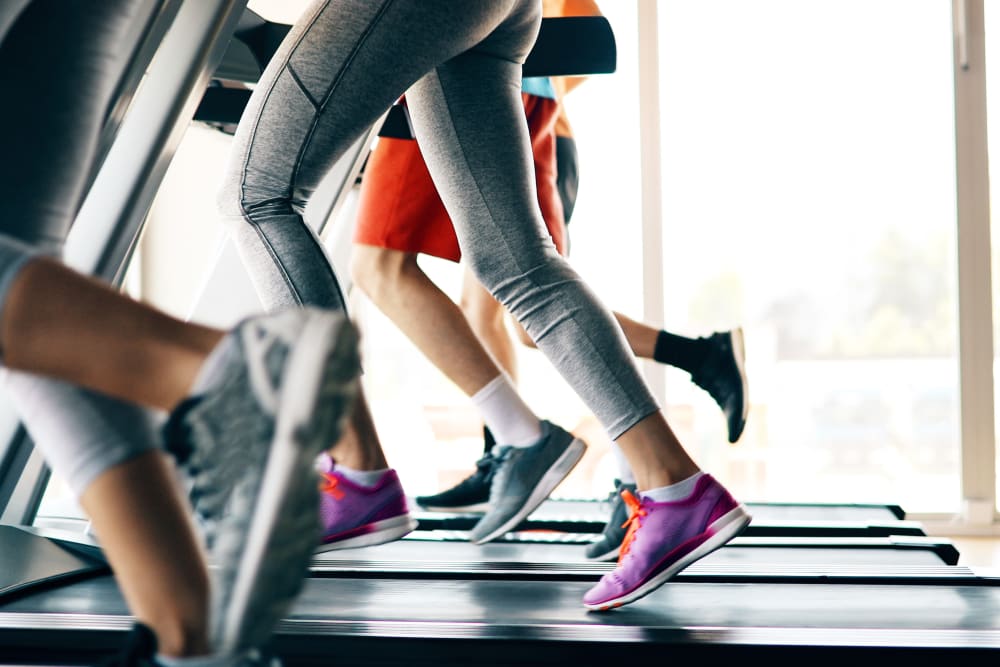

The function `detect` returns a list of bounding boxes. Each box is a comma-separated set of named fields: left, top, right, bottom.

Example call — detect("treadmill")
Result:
left=1, top=4, right=998, bottom=666
left=410, top=498, right=929, bottom=538
left=1, top=547, right=997, bottom=666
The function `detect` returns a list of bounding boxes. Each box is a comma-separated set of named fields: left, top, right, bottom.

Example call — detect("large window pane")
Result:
left=658, top=0, right=959, bottom=511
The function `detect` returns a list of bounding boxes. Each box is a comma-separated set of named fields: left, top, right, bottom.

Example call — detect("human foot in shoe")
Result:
left=689, top=329, right=749, bottom=443
left=414, top=451, right=497, bottom=514
left=316, top=454, right=417, bottom=551
left=584, top=478, right=637, bottom=561
left=582, top=474, right=751, bottom=611
left=468, top=421, right=586, bottom=545
left=164, top=308, right=360, bottom=653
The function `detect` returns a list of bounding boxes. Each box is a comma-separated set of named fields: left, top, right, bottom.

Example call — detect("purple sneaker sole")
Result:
left=316, top=514, right=419, bottom=552
left=316, top=458, right=417, bottom=552
left=584, top=503, right=751, bottom=611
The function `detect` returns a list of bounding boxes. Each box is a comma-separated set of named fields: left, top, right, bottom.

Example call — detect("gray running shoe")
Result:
left=468, top=421, right=586, bottom=545
left=164, top=308, right=359, bottom=654
left=584, top=479, right=638, bottom=561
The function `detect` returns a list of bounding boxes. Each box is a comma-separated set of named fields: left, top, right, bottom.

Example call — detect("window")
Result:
left=656, top=0, right=960, bottom=511
left=32, top=1, right=977, bottom=525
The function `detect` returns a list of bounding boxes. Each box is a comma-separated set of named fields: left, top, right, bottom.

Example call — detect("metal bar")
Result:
left=0, top=0, right=250, bottom=526
left=64, top=0, right=250, bottom=284
left=0, top=0, right=177, bottom=523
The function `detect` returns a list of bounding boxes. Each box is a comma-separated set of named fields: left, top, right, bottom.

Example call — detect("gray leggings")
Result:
left=0, top=0, right=160, bottom=498
left=221, top=0, right=659, bottom=438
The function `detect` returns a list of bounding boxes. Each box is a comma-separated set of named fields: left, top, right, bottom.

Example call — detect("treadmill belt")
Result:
left=411, top=499, right=921, bottom=537
left=3, top=574, right=998, bottom=665
left=311, top=534, right=958, bottom=579
left=413, top=511, right=927, bottom=537
left=507, top=498, right=905, bottom=522
left=395, top=528, right=958, bottom=559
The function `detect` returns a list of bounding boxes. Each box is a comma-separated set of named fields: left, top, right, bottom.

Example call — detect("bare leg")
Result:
left=331, top=387, right=389, bottom=471
left=505, top=305, right=712, bottom=487
left=491, top=299, right=695, bottom=488
left=459, top=266, right=518, bottom=382
left=454, top=271, right=694, bottom=487
left=0, top=257, right=222, bottom=410
left=80, top=452, right=210, bottom=656
left=612, top=311, right=659, bottom=360
left=0, top=259, right=224, bottom=656
left=500, top=296, right=747, bottom=446
left=615, top=413, right=700, bottom=490
left=350, top=245, right=502, bottom=395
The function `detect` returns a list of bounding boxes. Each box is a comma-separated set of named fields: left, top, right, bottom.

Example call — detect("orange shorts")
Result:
left=353, top=93, right=566, bottom=262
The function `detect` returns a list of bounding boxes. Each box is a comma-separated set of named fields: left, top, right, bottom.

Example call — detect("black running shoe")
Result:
left=690, top=328, right=749, bottom=443
left=415, top=451, right=497, bottom=513
left=584, top=479, right=638, bottom=561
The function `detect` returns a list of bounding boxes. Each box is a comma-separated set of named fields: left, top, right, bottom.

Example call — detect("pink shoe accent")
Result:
left=582, top=474, right=751, bottom=611
left=316, top=454, right=417, bottom=551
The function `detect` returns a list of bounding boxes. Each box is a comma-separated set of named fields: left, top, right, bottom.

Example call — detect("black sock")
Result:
left=483, top=426, right=496, bottom=454
left=653, top=331, right=710, bottom=374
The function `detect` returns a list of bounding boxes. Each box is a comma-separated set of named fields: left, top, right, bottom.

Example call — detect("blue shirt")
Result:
left=521, top=76, right=557, bottom=99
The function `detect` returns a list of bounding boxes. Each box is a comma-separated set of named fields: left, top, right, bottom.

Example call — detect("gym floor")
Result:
left=948, top=536, right=1000, bottom=569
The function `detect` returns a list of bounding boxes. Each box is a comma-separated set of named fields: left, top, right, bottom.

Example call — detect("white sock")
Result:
left=470, top=374, right=542, bottom=447
left=610, top=443, right=636, bottom=485
left=336, top=464, right=388, bottom=487
left=641, top=472, right=704, bottom=503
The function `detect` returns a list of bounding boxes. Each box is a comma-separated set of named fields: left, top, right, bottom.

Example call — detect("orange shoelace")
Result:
left=320, top=472, right=345, bottom=500
left=617, top=489, right=647, bottom=563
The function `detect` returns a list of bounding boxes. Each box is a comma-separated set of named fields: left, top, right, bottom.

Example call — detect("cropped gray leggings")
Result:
left=221, top=0, right=659, bottom=438
left=0, top=0, right=161, bottom=497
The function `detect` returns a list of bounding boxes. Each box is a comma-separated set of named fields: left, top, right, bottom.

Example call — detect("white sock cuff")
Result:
left=470, top=374, right=541, bottom=447
left=641, top=471, right=705, bottom=503
left=335, top=464, right=389, bottom=487
left=471, top=374, right=507, bottom=402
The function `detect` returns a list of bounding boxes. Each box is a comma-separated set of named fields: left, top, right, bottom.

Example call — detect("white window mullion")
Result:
left=952, top=0, right=997, bottom=525
left=636, top=0, right=666, bottom=404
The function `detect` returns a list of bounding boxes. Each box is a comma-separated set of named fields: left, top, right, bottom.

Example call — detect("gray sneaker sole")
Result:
left=315, top=515, right=419, bottom=553
left=418, top=502, right=489, bottom=514
left=471, top=437, right=586, bottom=545
left=217, top=313, right=359, bottom=652
left=585, top=542, right=621, bottom=562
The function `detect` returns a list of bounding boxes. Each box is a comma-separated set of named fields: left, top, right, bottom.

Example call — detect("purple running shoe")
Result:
left=315, top=454, right=418, bottom=552
left=583, top=473, right=751, bottom=611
